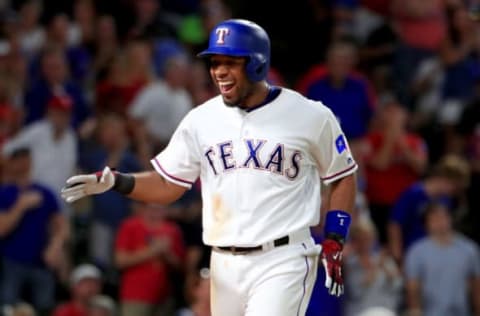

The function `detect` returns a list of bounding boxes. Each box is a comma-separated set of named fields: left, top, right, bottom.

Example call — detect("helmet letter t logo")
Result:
left=216, top=28, right=230, bottom=44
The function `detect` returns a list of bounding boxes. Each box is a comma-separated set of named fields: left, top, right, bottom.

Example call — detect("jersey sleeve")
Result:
left=150, top=112, right=200, bottom=189
left=314, top=108, right=358, bottom=185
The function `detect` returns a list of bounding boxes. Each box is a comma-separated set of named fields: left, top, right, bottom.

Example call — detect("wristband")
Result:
left=324, top=210, right=351, bottom=243
left=112, top=172, right=135, bottom=195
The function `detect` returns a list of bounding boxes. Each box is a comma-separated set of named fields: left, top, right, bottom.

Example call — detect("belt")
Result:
left=213, top=229, right=311, bottom=255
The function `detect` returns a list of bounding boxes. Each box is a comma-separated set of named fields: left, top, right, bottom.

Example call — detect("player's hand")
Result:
left=61, top=166, right=115, bottom=203
left=320, top=238, right=344, bottom=297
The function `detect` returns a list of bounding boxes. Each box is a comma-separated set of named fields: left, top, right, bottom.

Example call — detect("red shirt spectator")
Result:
left=115, top=204, right=185, bottom=305
left=53, top=303, right=86, bottom=316
left=392, top=0, right=446, bottom=51
left=364, top=131, right=427, bottom=205
left=52, top=264, right=103, bottom=316
left=360, top=101, right=427, bottom=243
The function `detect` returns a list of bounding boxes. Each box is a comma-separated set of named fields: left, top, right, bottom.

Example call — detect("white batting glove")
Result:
left=61, top=166, right=115, bottom=203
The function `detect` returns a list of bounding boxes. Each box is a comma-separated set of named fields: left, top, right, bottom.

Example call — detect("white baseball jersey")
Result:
left=151, top=87, right=357, bottom=247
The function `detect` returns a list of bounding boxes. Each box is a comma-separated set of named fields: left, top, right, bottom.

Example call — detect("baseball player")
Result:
left=62, top=19, right=357, bottom=316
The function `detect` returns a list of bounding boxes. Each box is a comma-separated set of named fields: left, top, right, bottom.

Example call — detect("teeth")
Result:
left=219, top=81, right=234, bottom=87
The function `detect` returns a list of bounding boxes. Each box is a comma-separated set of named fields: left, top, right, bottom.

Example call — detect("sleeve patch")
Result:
left=335, top=135, right=346, bottom=154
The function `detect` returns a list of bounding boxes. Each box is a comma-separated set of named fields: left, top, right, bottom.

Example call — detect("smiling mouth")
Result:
left=218, top=81, right=235, bottom=94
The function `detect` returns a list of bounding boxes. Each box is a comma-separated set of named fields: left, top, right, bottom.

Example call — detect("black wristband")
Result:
left=112, top=172, right=135, bottom=195
left=326, top=232, right=345, bottom=245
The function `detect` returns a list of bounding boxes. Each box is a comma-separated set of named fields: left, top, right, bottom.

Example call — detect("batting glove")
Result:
left=61, top=166, right=115, bottom=203
left=320, top=237, right=344, bottom=297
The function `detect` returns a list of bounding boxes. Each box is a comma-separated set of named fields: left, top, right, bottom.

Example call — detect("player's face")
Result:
left=209, top=55, right=254, bottom=107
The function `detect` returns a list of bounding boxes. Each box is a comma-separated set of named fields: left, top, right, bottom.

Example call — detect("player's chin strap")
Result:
left=321, top=210, right=352, bottom=297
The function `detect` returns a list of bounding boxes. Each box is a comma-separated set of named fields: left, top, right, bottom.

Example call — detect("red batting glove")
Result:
left=320, top=238, right=344, bottom=297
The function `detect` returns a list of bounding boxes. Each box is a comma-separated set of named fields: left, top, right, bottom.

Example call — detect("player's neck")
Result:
left=240, top=82, right=270, bottom=109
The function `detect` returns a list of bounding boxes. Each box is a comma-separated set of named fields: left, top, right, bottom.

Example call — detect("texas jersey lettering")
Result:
left=204, top=139, right=302, bottom=179
left=151, top=88, right=357, bottom=246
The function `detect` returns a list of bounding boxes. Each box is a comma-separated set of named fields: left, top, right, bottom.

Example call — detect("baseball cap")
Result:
left=48, top=95, right=73, bottom=112
left=70, top=264, right=102, bottom=286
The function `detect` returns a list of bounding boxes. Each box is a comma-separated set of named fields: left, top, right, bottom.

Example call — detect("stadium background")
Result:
left=0, top=0, right=479, bottom=315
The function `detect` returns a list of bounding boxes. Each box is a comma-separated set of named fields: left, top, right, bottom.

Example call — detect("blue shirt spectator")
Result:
left=0, top=183, right=59, bottom=266
left=405, top=202, right=480, bottom=316
left=388, top=155, right=470, bottom=263
left=390, top=183, right=434, bottom=250
left=302, top=41, right=375, bottom=140
left=24, top=78, right=90, bottom=129
left=24, top=47, right=90, bottom=128
left=405, top=234, right=480, bottom=316
left=306, top=74, right=375, bottom=140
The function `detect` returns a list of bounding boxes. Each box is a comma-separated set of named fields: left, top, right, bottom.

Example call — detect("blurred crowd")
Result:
left=0, top=0, right=480, bottom=316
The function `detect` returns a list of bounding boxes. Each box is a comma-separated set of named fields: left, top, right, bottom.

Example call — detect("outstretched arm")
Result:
left=61, top=167, right=188, bottom=205
left=127, top=171, right=188, bottom=204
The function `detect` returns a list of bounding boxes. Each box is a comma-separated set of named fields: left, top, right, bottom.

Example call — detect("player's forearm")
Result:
left=328, top=173, right=357, bottom=215
left=126, top=171, right=187, bottom=204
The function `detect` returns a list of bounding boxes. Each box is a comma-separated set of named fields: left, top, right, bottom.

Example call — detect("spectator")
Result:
left=0, top=148, right=69, bottom=315
left=87, top=295, right=116, bottom=316
left=343, top=217, right=402, bottom=316
left=361, top=100, right=428, bottom=243
left=114, top=202, right=186, bottom=316
left=91, top=15, right=119, bottom=83
left=177, top=268, right=211, bottom=316
left=42, top=12, right=92, bottom=84
left=440, top=3, right=480, bottom=105
left=405, top=202, right=480, bottom=316
left=303, top=40, right=376, bottom=144
left=3, top=95, right=77, bottom=204
left=52, top=264, right=103, bottom=316
left=391, top=0, right=447, bottom=104
left=126, top=0, right=178, bottom=40
left=68, top=0, right=97, bottom=48
left=78, top=113, right=141, bottom=270
left=410, top=55, right=445, bottom=130
left=129, top=52, right=193, bottom=160
left=388, top=154, right=470, bottom=263
left=16, top=0, right=45, bottom=61
left=95, top=38, right=153, bottom=117
left=24, top=46, right=90, bottom=128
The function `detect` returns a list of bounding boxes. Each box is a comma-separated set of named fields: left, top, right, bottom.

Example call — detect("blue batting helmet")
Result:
left=197, top=19, right=270, bottom=82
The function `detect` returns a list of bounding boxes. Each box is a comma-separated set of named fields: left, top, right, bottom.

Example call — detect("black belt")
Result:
left=216, top=235, right=290, bottom=254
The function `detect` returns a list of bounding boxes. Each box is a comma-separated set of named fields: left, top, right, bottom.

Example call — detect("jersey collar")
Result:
left=242, top=86, right=282, bottom=112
